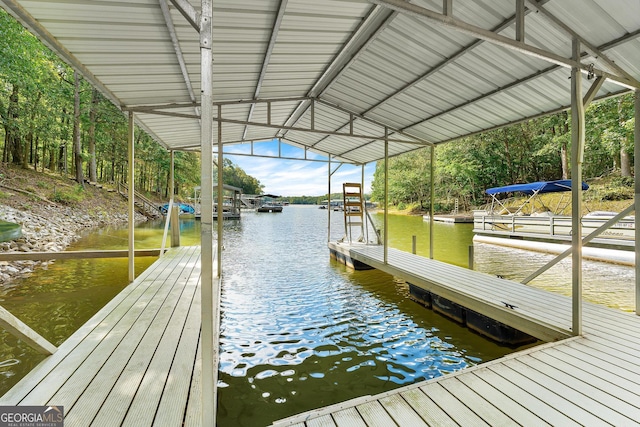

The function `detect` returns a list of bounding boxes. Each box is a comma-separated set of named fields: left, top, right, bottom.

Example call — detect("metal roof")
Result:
left=2, top=0, right=639, bottom=164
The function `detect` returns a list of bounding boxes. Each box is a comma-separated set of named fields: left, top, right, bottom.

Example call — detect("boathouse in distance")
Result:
left=1, top=1, right=640, bottom=426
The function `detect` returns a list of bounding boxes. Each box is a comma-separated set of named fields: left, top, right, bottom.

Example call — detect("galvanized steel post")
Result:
left=633, top=90, right=640, bottom=315
left=217, top=104, right=223, bottom=275
left=570, top=38, right=584, bottom=335
left=127, top=111, right=135, bottom=283
left=328, top=155, right=331, bottom=242
left=384, top=127, right=389, bottom=264
left=200, top=0, right=217, bottom=424
left=430, top=145, right=434, bottom=259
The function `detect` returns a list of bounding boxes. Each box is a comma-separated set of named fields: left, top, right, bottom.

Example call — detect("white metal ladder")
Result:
left=342, top=182, right=364, bottom=243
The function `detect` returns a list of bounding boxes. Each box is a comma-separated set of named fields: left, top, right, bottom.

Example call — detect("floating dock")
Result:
left=295, top=242, right=640, bottom=426
left=423, top=214, right=474, bottom=223
left=0, top=246, right=205, bottom=426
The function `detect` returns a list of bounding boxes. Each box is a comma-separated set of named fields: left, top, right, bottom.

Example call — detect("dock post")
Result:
left=327, top=156, right=331, bottom=243
left=127, top=111, right=135, bottom=283
left=200, top=0, right=217, bottom=424
left=468, top=245, right=474, bottom=270
left=170, top=205, right=180, bottom=247
left=429, top=145, right=434, bottom=259
left=412, top=235, right=417, bottom=254
left=570, top=38, right=584, bottom=335
left=635, top=89, right=640, bottom=315
left=384, top=127, right=389, bottom=264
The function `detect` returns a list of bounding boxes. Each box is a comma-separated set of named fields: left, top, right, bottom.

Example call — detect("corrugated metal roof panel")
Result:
left=2, top=0, right=638, bottom=165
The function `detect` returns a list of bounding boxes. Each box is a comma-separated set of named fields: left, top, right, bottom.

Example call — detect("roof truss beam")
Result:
left=244, top=0, right=288, bottom=140
left=368, top=0, right=640, bottom=89
left=278, top=5, right=396, bottom=139
left=362, top=1, right=545, bottom=116
left=213, top=116, right=428, bottom=145
left=168, top=0, right=200, bottom=31
left=160, top=0, right=198, bottom=112
left=125, top=97, right=431, bottom=146
left=524, top=0, right=638, bottom=85
left=402, top=30, right=640, bottom=137
left=168, top=137, right=356, bottom=164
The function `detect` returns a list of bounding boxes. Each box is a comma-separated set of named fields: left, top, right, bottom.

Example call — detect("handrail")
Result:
left=160, top=198, right=174, bottom=256
left=0, top=249, right=162, bottom=261
left=117, top=182, right=161, bottom=218
left=366, top=209, right=382, bottom=245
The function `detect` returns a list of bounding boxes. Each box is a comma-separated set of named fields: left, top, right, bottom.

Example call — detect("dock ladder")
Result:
left=342, top=183, right=364, bottom=243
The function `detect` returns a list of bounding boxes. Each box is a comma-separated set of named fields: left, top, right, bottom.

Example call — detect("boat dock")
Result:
left=0, top=246, right=205, bottom=427
left=423, top=214, right=474, bottom=223
left=293, top=242, right=640, bottom=426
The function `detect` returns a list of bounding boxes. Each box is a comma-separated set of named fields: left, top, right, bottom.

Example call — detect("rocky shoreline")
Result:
left=0, top=204, right=147, bottom=285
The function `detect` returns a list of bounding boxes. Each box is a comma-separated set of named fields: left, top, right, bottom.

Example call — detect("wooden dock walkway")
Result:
left=273, top=243, right=640, bottom=426
left=0, top=246, right=205, bottom=427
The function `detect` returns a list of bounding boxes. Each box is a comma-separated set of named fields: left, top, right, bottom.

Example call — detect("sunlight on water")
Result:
left=215, top=208, right=515, bottom=426
left=0, top=206, right=634, bottom=426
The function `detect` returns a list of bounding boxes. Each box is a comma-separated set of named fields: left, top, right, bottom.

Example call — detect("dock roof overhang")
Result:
left=1, top=0, right=639, bottom=165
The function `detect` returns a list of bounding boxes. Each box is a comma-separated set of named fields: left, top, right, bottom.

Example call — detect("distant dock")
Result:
left=423, top=214, right=474, bottom=223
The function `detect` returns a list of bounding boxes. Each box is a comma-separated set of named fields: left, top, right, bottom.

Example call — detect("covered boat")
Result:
left=474, top=180, right=635, bottom=265
left=485, top=179, right=589, bottom=216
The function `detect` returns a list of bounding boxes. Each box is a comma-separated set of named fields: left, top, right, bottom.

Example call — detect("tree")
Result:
left=88, top=88, right=98, bottom=182
left=72, top=71, right=84, bottom=186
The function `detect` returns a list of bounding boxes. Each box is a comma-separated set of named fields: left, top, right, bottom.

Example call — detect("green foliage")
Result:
left=371, top=94, right=635, bottom=213
left=0, top=10, right=263, bottom=202
left=218, top=158, right=263, bottom=195
left=584, top=176, right=635, bottom=202
left=50, top=185, right=84, bottom=205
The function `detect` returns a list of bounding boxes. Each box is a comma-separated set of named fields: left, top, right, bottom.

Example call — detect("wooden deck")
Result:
left=273, top=243, right=640, bottom=426
left=0, top=246, right=205, bottom=427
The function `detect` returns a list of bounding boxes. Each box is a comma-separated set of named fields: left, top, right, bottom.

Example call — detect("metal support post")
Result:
left=429, top=145, right=435, bottom=259
left=362, top=164, right=368, bottom=243
left=384, top=127, right=389, bottom=264
left=217, top=104, right=224, bottom=274
left=170, top=205, right=180, bottom=247
left=199, top=0, right=217, bottom=424
left=328, top=156, right=331, bottom=242
left=170, top=150, right=175, bottom=200
left=127, top=111, right=135, bottom=283
left=570, top=38, right=584, bottom=335
left=635, top=90, right=640, bottom=315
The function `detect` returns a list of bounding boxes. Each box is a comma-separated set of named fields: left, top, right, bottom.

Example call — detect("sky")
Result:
left=223, top=139, right=376, bottom=197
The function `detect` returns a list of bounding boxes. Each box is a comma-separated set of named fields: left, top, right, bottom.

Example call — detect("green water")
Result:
left=379, top=213, right=474, bottom=267
left=0, top=206, right=634, bottom=425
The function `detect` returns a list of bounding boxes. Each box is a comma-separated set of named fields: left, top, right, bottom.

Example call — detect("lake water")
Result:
left=0, top=205, right=635, bottom=426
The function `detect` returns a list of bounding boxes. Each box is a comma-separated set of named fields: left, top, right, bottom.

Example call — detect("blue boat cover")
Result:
left=486, top=179, right=589, bottom=195
left=159, top=203, right=195, bottom=214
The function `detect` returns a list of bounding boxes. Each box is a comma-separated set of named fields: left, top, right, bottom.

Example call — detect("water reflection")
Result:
left=216, top=208, right=514, bottom=426
left=4, top=207, right=631, bottom=425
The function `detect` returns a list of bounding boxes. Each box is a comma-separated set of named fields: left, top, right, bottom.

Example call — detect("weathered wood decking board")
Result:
left=272, top=244, right=640, bottom=426
left=0, top=246, right=204, bottom=427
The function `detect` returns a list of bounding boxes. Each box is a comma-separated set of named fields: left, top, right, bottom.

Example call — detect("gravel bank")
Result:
left=0, top=204, right=147, bottom=285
